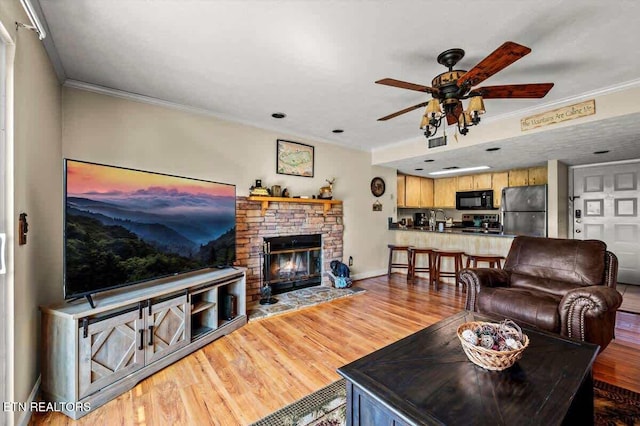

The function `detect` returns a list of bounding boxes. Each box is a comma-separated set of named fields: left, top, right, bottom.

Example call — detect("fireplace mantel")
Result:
left=247, top=196, right=342, bottom=216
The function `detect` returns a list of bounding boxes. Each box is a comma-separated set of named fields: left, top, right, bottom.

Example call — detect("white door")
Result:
left=0, top=33, right=8, bottom=426
left=572, top=161, right=640, bottom=285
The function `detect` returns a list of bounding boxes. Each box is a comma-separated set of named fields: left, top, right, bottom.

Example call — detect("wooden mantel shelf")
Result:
left=247, top=196, right=342, bottom=216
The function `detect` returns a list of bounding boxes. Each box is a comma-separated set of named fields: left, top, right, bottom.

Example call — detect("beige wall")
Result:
left=62, top=87, right=395, bottom=279
left=548, top=160, right=569, bottom=238
left=0, top=1, right=63, bottom=423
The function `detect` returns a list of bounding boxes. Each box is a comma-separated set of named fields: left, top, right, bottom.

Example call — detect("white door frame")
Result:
left=0, top=20, right=15, bottom=426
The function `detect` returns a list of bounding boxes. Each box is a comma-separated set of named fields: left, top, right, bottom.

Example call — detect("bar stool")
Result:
left=432, top=249, right=465, bottom=290
left=465, top=253, right=505, bottom=269
left=387, top=244, right=412, bottom=278
left=408, top=247, right=435, bottom=283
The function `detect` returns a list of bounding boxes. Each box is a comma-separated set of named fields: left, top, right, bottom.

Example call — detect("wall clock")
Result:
left=370, top=177, right=386, bottom=197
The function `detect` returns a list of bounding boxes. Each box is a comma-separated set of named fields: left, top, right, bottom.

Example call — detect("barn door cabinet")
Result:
left=41, top=268, right=246, bottom=419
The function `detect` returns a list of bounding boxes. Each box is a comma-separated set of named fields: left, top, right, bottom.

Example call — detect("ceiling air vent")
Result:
left=428, top=135, right=447, bottom=149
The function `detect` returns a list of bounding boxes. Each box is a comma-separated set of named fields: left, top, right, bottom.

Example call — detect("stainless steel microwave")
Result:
left=456, top=190, right=495, bottom=210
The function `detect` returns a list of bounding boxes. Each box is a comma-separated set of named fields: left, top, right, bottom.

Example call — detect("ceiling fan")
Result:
left=376, top=41, right=554, bottom=137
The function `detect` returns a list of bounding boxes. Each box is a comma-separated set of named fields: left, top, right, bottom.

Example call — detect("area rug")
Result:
left=251, top=379, right=640, bottom=426
left=247, top=286, right=366, bottom=321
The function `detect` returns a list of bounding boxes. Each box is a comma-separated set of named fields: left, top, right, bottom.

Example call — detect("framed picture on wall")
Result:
left=276, top=139, right=314, bottom=177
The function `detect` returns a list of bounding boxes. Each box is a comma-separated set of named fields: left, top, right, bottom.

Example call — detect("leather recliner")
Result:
left=460, top=236, right=622, bottom=351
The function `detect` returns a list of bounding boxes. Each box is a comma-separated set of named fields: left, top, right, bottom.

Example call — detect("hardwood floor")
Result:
left=31, top=275, right=640, bottom=425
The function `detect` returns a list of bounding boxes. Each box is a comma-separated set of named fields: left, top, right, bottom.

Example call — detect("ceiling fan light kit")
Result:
left=377, top=41, right=554, bottom=139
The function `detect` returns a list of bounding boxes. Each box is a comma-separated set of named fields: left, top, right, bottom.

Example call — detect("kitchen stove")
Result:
left=461, top=214, right=501, bottom=230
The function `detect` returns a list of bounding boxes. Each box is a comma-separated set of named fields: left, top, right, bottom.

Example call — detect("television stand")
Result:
left=41, top=268, right=246, bottom=419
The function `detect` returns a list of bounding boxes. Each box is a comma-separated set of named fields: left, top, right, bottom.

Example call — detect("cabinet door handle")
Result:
left=138, top=329, right=144, bottom=350
left=148, top=325, right=154, bottom=346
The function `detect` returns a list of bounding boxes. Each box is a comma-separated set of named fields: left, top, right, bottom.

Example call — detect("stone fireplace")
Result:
left=236, top=197, right=344, bottom=302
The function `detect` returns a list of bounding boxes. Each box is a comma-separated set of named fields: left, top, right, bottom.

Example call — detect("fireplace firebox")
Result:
left=263, top=234, right=322, bottom=294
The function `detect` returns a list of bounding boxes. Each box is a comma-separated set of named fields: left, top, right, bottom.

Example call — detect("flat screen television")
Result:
left=64, top=159, right=236, bottom=302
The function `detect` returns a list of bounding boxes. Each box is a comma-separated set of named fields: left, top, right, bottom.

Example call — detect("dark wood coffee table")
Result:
left=337, top=311, right=599, bottom=425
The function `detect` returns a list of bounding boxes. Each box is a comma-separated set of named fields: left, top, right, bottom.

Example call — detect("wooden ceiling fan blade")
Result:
left=375, top=78, right=439, bottom=94
left=457, top=41, right=531, bottom=88
left=377, top=101, right=430, bottom=121
left=472, top=83, right=554, bottom=98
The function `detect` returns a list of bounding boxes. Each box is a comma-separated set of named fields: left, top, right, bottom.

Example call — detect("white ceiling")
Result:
left=35, top=0, right=640, bottom=169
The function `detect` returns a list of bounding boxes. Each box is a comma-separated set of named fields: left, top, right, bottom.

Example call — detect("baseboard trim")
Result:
left=351, top=269, right=387, bottom=281
left=17, top=375, right=40, bottom=426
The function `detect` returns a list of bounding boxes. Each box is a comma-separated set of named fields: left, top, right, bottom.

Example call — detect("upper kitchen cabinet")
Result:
left=508, top=168, right=530, bottom=186
left=420, top=178, right=434, bottom=208
left=527, top=166, right=548, bottom=185
left=405, top=175, right=422, bottom=207
left=456, top=175, right=474, bottom=191
left=508, top=166, right=548, bottom=186
left=433, top=177, right=457, bottom=208
left=491, top=172, right=509, bottom=207
left=473, top=173, right=493, bottom=190
left=397, top=174, right=406, bottom=207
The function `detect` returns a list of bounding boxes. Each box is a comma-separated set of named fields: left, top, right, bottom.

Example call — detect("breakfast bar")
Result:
left=391, top=227, right=515, bottom=284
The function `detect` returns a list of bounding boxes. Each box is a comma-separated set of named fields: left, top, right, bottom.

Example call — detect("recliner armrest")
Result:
left=459, top=268, right=510, bottom=311
left=559, top=286, right=623, bottom=341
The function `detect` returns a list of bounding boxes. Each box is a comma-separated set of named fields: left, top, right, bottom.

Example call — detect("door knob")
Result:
left=575, top=229, right=581, bottom=233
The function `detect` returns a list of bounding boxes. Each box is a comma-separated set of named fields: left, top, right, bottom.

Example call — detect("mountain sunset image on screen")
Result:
left=64, top=160, right=236, bottom=299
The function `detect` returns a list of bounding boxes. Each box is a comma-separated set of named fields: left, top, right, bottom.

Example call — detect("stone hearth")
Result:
left=236, top=196, right=344, bottom=302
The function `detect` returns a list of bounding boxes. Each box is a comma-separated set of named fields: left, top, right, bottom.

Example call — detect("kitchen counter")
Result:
left=391, top=226, right=515, bottom=238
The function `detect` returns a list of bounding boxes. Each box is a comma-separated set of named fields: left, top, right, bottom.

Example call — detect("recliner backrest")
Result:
left=504, top=237, right=607, bottom=296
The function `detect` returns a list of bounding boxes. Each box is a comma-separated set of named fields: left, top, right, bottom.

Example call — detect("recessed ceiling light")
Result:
left=593, top=150, right=609, bottom=154
left=332, top=129, right=344, bottom=133
left=486, top=147, right=501, bottom=152
left=443, top=166, right=460, bottom=170
left=424, top=159, right=434, bottom=162
left=429, top=166, right=491, bottom=176
left=414, top=168, right=424, bottom=171
left=271, top=112, right=286, bottom=119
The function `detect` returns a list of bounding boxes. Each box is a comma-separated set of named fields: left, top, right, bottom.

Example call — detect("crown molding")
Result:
left=29, top=0, right=66, bottom=81
left=62, top=80, right=369, bottom=152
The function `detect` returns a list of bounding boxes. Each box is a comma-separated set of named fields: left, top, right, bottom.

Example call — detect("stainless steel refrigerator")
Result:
left=501, top=184, right=548, bottom=237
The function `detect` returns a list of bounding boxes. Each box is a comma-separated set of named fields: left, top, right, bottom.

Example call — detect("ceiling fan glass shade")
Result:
left=468, top=96, right=486, bottom=114
left=426, top=99, right=442, bottom=117
left=458, top=111, right=473, bottom=127
left=420, top=113, right=429, bottom=129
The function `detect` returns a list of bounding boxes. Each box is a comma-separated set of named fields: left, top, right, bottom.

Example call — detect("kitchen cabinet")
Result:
left=528, top=166, right=548, bottom=185
left=508, top=168, right=530, bottom=186
left=508, top=167, right=548, bottom=187
left=397, top=175, right=406, bottom=207
left=433, top=177, right=457, bottom=208
left=473, top=173, right=493, bottom=190
left=405, top=175, right=422, bottom=207
left=420, top=178, right=434, bottom=208
left=491, top=172, right=509, bottom=208
left=456, top=175, right=474, bottom=191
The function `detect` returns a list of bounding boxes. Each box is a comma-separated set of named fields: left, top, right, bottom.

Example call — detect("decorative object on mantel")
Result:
left=277, top=139, right=314, bottom=177
left=250, top=179, right=270, bottom=196
left=457, top=320, right=529, bottom=371
left=372, top=200, right=382, bottom=211
left=375, top=41, right=553, bottom=138
left=370, top=177, right=385, bottom=197
left=521, top=99, right=595, bottom=131
left=318, top=178, right=335, bottom=199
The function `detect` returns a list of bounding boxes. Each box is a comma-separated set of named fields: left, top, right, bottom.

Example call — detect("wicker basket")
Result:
left=457, top=321, right=529, bottom=371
